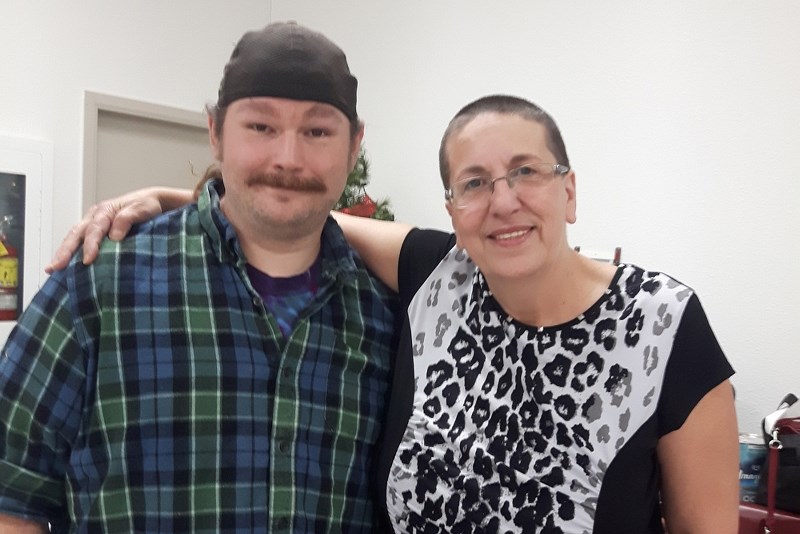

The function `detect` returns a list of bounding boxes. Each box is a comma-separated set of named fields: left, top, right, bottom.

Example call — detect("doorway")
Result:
left=83, top=91, right=212, bottom=210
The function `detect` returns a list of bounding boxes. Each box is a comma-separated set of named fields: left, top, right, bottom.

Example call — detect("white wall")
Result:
left=0, top=0, right=268, bottom=231
left=272, top=0, right=800, bottom=434
left=1, top=1, right=797, bottom=433
left=0, top=0, right=267, bottom=335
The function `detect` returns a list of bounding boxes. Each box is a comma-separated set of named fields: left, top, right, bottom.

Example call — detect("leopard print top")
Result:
left=379, top=229, right=732, bottom=534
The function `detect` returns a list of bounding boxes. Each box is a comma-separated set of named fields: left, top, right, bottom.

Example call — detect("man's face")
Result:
left=211, top=97, right=362, bottom=245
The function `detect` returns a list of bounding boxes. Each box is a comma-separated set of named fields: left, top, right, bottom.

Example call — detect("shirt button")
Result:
left=275, top=516, right=289, bottom=529
left=282, top=367, right=292, bottom=378
left=252, top=297, right=260, bottom=308
left=279, top=440, right=290, bottom=454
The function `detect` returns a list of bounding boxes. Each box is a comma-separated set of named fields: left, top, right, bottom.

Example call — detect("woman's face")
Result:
left=444, top=112, right=576, bottom=284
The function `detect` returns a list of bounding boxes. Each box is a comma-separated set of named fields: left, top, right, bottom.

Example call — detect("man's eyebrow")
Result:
left=303, top=104, right=342, bottom=120
left=238, top=99, right=279, bottom=114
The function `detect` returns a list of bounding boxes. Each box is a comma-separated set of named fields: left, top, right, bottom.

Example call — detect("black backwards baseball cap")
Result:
left=217, top=21, right=358, bottom=121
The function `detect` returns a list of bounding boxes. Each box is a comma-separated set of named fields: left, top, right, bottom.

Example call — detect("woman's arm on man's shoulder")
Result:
left=45, top=185, right=414, bottom=293
left=331, top=212, right=413, bottom=292
left=46, top=186, right=194, bottom=273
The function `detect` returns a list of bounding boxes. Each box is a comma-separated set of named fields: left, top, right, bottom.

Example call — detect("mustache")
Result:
left=245, top=172, right=327, bottom=193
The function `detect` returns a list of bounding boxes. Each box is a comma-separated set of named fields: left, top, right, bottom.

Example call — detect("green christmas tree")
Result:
left=334, top=148, right=394, bottom=220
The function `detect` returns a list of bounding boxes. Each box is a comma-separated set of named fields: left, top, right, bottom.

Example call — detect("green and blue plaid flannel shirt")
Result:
left=0, top=180, right=397, bottom=532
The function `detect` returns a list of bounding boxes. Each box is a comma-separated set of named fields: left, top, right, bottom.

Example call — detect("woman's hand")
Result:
left=46, top=186, right=193, bottom=272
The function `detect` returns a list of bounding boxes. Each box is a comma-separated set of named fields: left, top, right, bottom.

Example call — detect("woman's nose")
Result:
left=488, top=177, right=522, bottom=213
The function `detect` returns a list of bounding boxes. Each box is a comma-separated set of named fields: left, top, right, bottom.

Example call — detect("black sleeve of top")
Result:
left=397, top=228, right=457, bottom=304
left=657, top=293, right=735, bottom=436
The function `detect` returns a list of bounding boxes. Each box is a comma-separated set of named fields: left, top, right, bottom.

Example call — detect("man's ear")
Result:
left=208, top=115, right=222, bottom=160
left=348, top=122, right=365, bottom=171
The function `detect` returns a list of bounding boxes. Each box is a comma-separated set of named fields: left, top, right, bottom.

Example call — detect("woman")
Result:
left=49, top=95, right=739, bottom=533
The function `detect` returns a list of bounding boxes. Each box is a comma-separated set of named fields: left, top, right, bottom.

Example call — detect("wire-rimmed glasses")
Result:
left=445, top=162, right=570, bottom=209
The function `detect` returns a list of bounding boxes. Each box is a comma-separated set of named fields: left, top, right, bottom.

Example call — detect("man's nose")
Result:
left=272, top=134, right=303, bottom=171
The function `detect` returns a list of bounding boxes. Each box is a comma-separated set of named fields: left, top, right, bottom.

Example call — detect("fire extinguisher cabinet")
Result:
left=0, top=137, right=53, bottom=343
left=0, top=199, right=23, bottom=321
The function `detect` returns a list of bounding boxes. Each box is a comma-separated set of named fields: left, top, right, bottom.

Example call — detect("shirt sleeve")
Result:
left=0, top=270, right=87, bottom=523
left=397, top=228, right=457, bottom=304
left=657, top=293, right=735, bottom=436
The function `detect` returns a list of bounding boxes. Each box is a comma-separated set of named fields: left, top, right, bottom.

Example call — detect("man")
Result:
left=0, top=22, right=397, bottom=533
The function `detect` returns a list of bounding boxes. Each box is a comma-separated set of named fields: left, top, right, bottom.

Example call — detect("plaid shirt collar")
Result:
left=198, top=178, right=364, bottom=287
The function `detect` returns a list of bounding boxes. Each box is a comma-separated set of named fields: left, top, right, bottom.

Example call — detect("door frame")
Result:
left=82, top=91, right=207, bottom=211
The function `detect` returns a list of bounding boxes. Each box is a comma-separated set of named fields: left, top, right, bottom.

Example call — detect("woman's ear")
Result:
left=445, top=201, right=465, bottom=250
left=208, top=115, right=222, bottom=161
left=565, top=170, right=577, bottom=224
